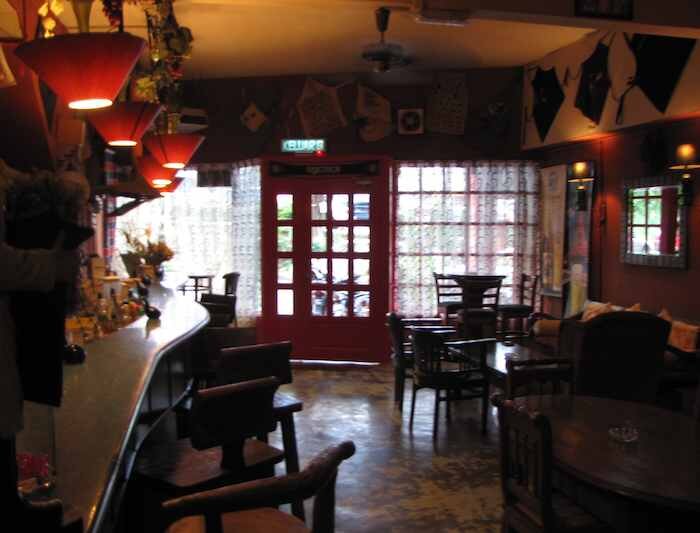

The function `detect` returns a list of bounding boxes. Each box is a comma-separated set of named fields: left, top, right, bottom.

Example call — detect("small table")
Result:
left=513, top=395, right=700, bottom=531
left=180, top=274, right=214, bottom=299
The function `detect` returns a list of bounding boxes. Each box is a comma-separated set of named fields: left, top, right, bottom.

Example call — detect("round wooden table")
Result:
left=514, top=395, right=700, bottom=529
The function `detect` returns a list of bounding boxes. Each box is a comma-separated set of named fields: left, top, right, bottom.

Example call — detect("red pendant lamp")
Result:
left=14, top=33, right=145, bottom=110
left=143, top=133, right=204, bottom=169
left=88, top=102, right=162, bottom=147
left=158, top=177, right=184, bottom=196
left=136, top=154, right=177, bottom=189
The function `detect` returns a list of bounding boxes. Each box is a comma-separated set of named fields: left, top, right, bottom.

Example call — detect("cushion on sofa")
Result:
left=532, top=319, right=561, bottom=337
left=581, top=301, right=614, bottom=321
left=657, top=309, right=699, bottom=353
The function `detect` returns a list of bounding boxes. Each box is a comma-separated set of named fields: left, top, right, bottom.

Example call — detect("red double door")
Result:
left=259, top=156, right=391, bottom=362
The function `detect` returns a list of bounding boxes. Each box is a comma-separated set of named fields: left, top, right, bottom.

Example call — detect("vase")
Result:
left=70, top=0, right=94, bottom=34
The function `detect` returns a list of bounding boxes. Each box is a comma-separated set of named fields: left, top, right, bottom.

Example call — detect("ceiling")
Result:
left=61, top=0, right=592, bottom=79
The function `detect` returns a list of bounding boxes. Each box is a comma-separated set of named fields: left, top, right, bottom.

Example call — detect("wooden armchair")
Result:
left=200, top=293, right=237, bottom=326
left=559, top=311, right=670, bottom=404
left=492, top=396, right=607, bottom=533
left=160, top=441, right=355, bottom=533
left=505, top=358, right=573, bottom=400
left=433, top=273, right=464, bottom=321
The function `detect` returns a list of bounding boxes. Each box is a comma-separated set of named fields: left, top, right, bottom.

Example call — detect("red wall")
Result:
left=535, top=116, right=700, bottom=320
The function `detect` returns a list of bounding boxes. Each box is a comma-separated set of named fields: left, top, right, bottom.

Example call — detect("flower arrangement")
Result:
left=121, top=226, right=174, bottom=266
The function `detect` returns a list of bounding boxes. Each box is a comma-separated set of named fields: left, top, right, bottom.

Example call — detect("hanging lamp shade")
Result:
left=136, top=154, right=177, bottom=189
left=158, top=177, right=184, bottom=195
left=88, top=102, right=162, bottom=147
left=143, top=133, right=204, bottom=169
left=14, top=33, right=145, bottom=110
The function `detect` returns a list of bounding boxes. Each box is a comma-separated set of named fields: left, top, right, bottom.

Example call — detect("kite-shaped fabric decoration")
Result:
left=531, top=67, right=565, bottom=142
left=616, top=34, right=696, bottom=123
left=575, top=42, right=611, bottom=124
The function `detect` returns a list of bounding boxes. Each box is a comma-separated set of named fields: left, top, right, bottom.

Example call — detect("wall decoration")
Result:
left=425, top=72, right=467, bottom=135
left=564, top=180, right=594, bottom=316
left=575, top=41, right=611, bottom=124
left=540, top=165, right=567, bottom=297
left=398, top=108, right=424, bottom=135
left=355, top=84, right=391, bottom=142
left=530, top=67, right=565, bottom=142
left=575, top=0, right=633, bottom=20
left=240, top=102, right=268, bottom=132
left=296, top=78, right=347, bottom=138
left=615, top=34, right=696, bottom=123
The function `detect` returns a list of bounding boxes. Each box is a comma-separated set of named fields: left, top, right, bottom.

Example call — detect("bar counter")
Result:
left=19, top=282, right=209, bottom=532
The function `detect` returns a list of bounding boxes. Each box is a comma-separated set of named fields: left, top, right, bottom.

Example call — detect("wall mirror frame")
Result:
left=620, top=174, right=687, bottom=269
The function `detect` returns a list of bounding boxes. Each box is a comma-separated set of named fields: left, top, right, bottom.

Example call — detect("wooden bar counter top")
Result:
left=19, top=282, right=209, bottom=532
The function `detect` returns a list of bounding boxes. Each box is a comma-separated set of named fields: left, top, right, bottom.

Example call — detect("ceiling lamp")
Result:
left=88, top=102, right=162, bottom=147
left=158, top=177, right=184, bottom=196
left=14, top=32, right=145, bottom=110
left=143, top=133, right=204, bottom=169
left=136, top=154, right=177, bottom=189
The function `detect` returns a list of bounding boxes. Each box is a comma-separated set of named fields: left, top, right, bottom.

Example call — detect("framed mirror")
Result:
left=620, top=175, right=687, bottom=268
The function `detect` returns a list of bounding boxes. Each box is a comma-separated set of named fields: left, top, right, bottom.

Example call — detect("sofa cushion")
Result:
left=581, top=301, right=614, bottom=321
left=532, top=319, right=561, bottom=337
left=669, top=320, right=700, bottom=353
left=626, top=303, right=642, bottom=312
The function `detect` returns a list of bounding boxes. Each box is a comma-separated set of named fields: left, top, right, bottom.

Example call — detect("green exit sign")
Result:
left=281, top=138, right=326, bottom=153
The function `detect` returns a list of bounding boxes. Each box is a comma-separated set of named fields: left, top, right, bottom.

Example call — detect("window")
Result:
left=627, top=186, right=679, bottom=255
left=393, top=161, right=539, bottom=316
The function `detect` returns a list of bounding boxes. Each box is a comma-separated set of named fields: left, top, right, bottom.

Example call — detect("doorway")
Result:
left=259, top=156, right=391, bottom=362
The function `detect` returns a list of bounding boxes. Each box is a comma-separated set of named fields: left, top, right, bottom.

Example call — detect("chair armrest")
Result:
left=444, top=338, right=498, bottom=348
left=506, top=357, right=572, bottom=367
left=530, top=312, right=558, bottom=321
left=401, top=317, right=444, bottom=325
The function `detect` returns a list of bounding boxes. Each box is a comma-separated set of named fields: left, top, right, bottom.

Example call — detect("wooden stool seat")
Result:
left=135, top=438, right=285, bottom=491
left=169, top=508, right=309, bottom=533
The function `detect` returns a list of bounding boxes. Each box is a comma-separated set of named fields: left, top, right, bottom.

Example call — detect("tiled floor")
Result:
left=271, top=364, right=503, bottom=533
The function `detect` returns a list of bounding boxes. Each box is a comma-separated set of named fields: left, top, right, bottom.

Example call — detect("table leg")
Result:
left=280, top=413, right=305, bottom=521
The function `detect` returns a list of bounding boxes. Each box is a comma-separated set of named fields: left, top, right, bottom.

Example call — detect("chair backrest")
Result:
left=493, top=395, right=553, bottom=530
left=386, top=312, right=406, bottom=360
left=433, top=273, right=463, bottom=305
left=190, top=377, right=279, bottom=453
left=561, top=311, right=670, bottom=403
left=217, top=341, right=293, bottom=385
left=410, top=328, right=450, bottom=375
left=518, top=273, right=539, bottom=307
left=160, top=441, right=356, bottom=533
left=505, top=358, right=573, bottom=399
left=200, top=293, right=236, bottom=318
left=461, top=277, right=502, bottom=309
left=223, top=272, right=240, bottom=296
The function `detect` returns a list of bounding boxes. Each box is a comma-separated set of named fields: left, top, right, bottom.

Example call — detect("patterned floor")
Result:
left=272, top=364, right=503, bottom=533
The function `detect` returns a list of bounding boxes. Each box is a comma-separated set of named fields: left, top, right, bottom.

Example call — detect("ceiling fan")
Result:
left=361, top=7, right=412, bottom=73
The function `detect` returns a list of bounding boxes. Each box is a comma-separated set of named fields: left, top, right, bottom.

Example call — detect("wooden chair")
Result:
left=222, top=272, right=240, bottom=296
left=385, top=313, right=447, bottom=411
left=409, top=329, right=490, bottom=440
left=200, top=293, right=237, bottom=326
left=505, top=357, right=573, bottom=400
left=129, top=377, right=285, bottom=532
left=458, top=277, right=502, bottom=340
left=498, top=273, right=539, bottom=339
left=492, top=395, right=608, bottom=533
left=433, top=273, right=464, bottom=322
left=216, top=341, right=305, bottom=520
left=160, top=441, right=355, bottom=533
left=559, top=311, right=670, bottom=404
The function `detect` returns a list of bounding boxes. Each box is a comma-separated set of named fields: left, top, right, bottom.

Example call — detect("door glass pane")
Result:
left=353, top=226, right=370, bottom=253
left=277, top=259, right=293, bottom=283
left=311, top=194, right=328, bottom=220
left=311, top=227, right=327, bottom=252
left=311, top=290, right=327, bottom=316
left=353, top=259, right=370, bottom=284
left=353, top=291, right=370, bottom=317
left=311, top=258, right=327, bottom=284
left=277, top=226, right=293, bottom=252
left=332, top=258, right=349, bottom=284
left=331, top=194, right=349, bottom=220
left=353, top=194, right=370, bottom=220
left=277, top=289, right=293, bottom=315
left=277, top=194, right=293, bottom=220
left=332, top=227, right=349, bottom=252
left=332, top=291, right=349, bottom=317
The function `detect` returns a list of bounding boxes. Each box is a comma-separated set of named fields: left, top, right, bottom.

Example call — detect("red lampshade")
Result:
left=88, top=102, right=162, bottom=147
left=158, top=177, right=184, bottom=195
left=136, top=154, right=177, bottom=189
left=14, top=33, right=145, bottom=110
left=143, top=133, right=204, bottom=169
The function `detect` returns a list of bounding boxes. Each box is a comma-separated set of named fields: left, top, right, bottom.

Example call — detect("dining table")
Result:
left=513, top=394, right=700, bottom=531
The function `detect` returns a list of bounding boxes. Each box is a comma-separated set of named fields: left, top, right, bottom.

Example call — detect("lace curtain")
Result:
left=114, top=169, right=235, bottom=293
left=393, top=161, right=539, bottom=317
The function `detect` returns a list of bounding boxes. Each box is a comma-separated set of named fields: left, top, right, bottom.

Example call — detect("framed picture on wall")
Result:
left=575, top=0, right=633, bottom=20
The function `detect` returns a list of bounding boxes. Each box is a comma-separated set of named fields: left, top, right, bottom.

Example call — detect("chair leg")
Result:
left=446, top=389, right=452, bottom=421
left=409, top=383, right=418, bottom=430
left=394, top=364, right=405, bottom=410
left=280, top=414, right=305, bottom=522
left=433, top=389, right=440, bottom=440
left=481, top=383, right=490, bottom=435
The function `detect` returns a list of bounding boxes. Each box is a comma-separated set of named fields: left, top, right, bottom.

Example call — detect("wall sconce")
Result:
left=669, top=143, right=699, bottom=206
left=567, top=161, right=596, bottom=211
